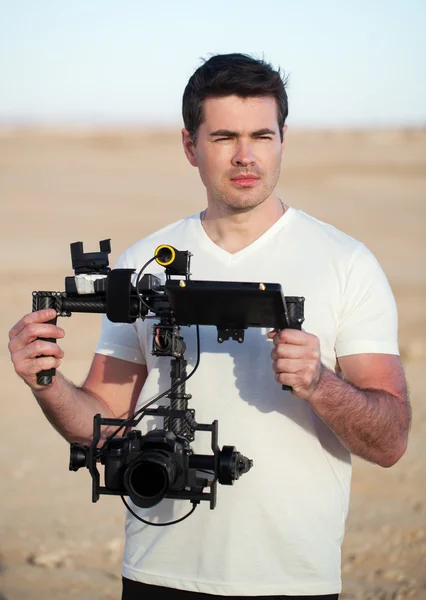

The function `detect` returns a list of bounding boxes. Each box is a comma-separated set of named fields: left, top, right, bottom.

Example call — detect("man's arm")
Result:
left=9, top=308, right=147, bottom=445
left=269, top=329, right=411, bottom=468
left=34, top=355, right=147, bottom=444
left=303, top=354, right=409, bottom=467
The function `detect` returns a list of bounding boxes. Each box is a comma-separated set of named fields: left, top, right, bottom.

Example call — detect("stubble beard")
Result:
left=209, top=178, right=277, bottom=216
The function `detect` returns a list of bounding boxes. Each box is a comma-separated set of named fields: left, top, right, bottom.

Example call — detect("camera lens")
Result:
left=69, top=444, right=88, bottom=471
left=124, top=450, right=178, bottom=508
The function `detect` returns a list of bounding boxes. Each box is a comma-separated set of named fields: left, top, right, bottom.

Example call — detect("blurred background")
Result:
left=1, top=1, right=425, bottom=599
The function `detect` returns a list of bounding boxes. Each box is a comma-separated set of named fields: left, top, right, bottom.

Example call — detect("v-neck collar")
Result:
left=193, top=206, right=298, bottom=264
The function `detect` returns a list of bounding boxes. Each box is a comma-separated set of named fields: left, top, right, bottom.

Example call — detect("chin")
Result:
left=228, top=196, right=268, bottom=211
left=221, top=191, right=268, bottom=209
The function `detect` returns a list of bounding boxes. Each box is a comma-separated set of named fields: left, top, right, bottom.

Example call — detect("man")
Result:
left=9, top=54, right=410, bottom=599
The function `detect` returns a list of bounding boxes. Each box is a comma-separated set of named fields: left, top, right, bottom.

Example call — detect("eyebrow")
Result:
left=209, top=128, right=276, bottom=138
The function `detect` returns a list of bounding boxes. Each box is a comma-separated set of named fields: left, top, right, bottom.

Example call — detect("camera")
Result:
left=70, top=423, right=252, bottom=509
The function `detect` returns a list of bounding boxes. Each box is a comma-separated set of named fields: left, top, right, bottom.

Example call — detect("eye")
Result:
left=257, top=136, right=273, bottom=140
left=214, top=137, right=233, bottom=142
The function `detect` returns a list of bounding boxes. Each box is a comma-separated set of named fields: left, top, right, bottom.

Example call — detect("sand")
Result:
left=0, top=127, right=425, bottom=599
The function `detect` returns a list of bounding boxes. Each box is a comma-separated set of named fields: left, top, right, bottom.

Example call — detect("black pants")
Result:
left=121, top=578, right=339, bottom=600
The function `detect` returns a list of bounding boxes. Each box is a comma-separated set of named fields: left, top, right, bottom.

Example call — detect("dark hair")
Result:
left=182, top=53, right=288, bottom=143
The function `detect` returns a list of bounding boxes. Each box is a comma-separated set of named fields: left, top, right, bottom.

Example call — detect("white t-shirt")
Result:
left=96, top=207, right=399, bottom=596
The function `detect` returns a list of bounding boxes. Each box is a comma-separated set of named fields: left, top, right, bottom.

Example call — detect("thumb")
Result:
left=267, top=328, right=279, bottom=338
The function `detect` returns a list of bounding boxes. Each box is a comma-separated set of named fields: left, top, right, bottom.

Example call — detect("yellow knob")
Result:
left=155, top=245, right=176, bottom=266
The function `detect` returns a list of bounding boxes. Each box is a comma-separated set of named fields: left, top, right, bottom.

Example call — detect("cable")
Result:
left=120, top=496, right=197, bottom=526
left=99, top=325, right=201, bottom=452
left=135, top=256, right=157, bottom=315
left=129, top=323, right=201, bottom=430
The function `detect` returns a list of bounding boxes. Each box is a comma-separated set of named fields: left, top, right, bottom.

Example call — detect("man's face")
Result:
left=182, top=95, right=286, bottom=212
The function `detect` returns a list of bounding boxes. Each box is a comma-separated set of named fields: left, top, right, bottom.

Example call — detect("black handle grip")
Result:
left=33, top=295, right=58, bottom=386
left=280, top=318, right=303, bottom=393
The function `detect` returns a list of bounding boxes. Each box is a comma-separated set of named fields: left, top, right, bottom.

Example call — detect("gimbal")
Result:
left=32, top=240, right=304, bottom=524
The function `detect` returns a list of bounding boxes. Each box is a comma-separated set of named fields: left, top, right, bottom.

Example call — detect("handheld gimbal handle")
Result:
left=32, top=294, right=58, bottom=386
left=280, top=313, right=303, bottom=393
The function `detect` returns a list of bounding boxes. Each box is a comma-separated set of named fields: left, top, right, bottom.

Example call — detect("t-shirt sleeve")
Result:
left=335, top=243, right=399, bottom=357
left=95, top=252, right=147, bottom=365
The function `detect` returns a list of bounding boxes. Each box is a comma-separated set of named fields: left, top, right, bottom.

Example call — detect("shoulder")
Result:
left=289, top=208, right=387, bottom=287
left=291, top=209, right=362, bottom=256
left=115, top=213, right=199, bottom=268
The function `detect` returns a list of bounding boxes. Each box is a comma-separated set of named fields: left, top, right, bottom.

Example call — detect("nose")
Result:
left=231, top=139, right=255, bottom=167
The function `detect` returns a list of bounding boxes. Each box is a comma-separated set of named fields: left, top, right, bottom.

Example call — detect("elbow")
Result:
left=64, top=430, right=93, bottom=446
left=376, top=439, right=408, bottom=468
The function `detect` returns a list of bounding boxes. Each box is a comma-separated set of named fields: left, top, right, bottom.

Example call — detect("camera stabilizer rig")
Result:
left=32, top=240, right=304, bottom=524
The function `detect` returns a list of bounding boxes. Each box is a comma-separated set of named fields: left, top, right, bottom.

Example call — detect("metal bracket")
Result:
left=217, top=328, right=245, bottom=343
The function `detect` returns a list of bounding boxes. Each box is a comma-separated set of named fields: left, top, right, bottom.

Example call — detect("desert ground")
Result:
left=0, top=127, right=425, bottom=599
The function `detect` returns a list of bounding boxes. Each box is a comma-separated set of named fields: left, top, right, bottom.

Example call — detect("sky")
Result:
left=0, top=0, right=425, bottom=127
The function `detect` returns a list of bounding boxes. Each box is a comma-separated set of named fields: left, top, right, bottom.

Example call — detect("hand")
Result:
left=8, top=309, right=65, bottom=390
left=268, top=328, right=322, bottom=400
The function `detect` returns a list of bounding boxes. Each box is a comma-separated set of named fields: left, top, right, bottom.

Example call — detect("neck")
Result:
left=201, top=196, right=287, bottom=254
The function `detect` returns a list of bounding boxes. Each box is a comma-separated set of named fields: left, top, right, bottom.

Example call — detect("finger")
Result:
left=267, top=329, right=279, bottom=339
left=273, top=345, right=321, bottom=364
left=9, top=309, right=58, bottom=341
left=271, top=345, right=307, bottom=361
left=11, top=341, right=63, bottom=375
left=274, top=371, right=298, bottom=389
left=12, top=352, right=62, bottom=381
left=23, top=339, right=64, bottom=361
left=273, top=329, right=317, bottom=347
left=268, top=329, right=300, bottom=343
left=8, top=322, right=65, bottom=354
left=272, top=358, right=306, bottom=375
left=27, top=356, right=62, bottom=375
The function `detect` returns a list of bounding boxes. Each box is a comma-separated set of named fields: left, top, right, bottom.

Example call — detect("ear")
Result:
left=281, top=124, right=288, bottom=149
left=181, top=128, right=198, bottom=167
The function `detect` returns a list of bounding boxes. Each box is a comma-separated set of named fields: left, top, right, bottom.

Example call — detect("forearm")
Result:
left=305, top=366, right=410, bottom=467
left=33, top=372, right=116, bottom=444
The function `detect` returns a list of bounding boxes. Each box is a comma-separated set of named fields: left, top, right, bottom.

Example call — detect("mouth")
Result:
left=230, top=175, right=260, bottom=188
